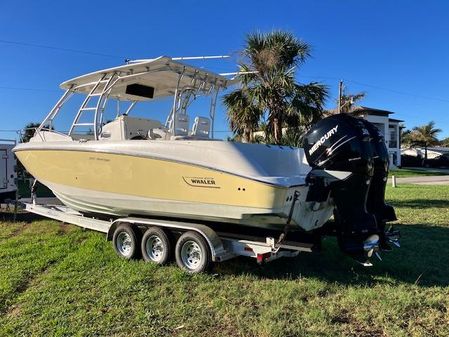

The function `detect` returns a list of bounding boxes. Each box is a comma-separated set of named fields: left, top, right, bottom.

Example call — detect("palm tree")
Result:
left=339, top=91, right=366, bottom=113
left=440, top=137, right=449, bottom=147
left=325, top=85, right=365, bottom=116
left=224, top=31, right=328, bottom=144
left=409, top=121, right=441, bottom=159
left=401, top=128, right=413, bottom=147
left=223, top=89, right=261, bottom=143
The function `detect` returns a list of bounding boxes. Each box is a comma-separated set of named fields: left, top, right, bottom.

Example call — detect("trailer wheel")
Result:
left=112, top=224, right=140, bottom=260
left=141, top=227, right=171, bottom=265
left=175, top=231, right=211, bottom=273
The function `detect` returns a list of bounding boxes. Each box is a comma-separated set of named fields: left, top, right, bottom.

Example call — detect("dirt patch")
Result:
left=57, top=222, right=71, bottom=235
left=332, top=309, right=387, bottom=337
left=1, top=259, right=60, bottom=316
left=7, top=304, right=22, bottom=318
left=348, top=325, right=387, bottom=337
left=0, top=223, right=28, bottom=240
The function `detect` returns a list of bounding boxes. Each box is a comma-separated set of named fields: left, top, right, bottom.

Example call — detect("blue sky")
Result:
left=1, top=0, right=449, bottom=139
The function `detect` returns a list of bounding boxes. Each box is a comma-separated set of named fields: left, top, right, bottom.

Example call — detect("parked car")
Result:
left=422, top=154, right=449, bottom=168
left=401, top=154, right=423, bottom=167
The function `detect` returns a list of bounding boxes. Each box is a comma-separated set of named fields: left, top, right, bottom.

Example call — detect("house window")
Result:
left=372, top=123, right=385, bottom=136
left=389, top=125, right=397, bottom=148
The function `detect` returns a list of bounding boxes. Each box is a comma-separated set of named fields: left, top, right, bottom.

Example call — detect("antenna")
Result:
left=126, top=55, right=230, bottom=64
left=172, top=55, right=230, bottom=61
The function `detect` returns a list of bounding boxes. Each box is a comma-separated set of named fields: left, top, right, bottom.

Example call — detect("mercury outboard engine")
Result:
left=360, top=120, right=399, bottom=249
left=303, top=114, right=399, bottom=262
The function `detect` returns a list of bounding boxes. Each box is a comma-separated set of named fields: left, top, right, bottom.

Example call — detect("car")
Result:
left=401, top=154, right=423, bottom=167
left=422, top=154, right=449, bottom=168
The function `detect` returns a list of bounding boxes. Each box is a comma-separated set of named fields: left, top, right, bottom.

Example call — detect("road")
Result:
left=388, top=175, right=449, bottom=185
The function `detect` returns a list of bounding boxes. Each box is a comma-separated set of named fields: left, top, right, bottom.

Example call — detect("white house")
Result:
left=347, top=106, right=403, bottom=167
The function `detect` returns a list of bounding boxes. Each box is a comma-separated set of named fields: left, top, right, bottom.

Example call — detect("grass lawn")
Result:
left=389, top=167, right=449, bottom=178
left=0, top=185, right=448, bottom=336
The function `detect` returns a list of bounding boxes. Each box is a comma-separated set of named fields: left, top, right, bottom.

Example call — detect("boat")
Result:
left=13, top=56, right=399, bottom=260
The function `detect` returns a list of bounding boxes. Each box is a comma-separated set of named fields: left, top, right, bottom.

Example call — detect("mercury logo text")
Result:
left=309, top=125, right=339, bottom=155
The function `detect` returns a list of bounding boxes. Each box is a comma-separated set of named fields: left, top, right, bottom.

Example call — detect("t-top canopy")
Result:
left=60, top=56, right=234, bottom=101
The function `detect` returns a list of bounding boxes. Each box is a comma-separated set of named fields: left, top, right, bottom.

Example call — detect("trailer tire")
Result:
left=141, top=227, right=171, bottom=265
left=112, top=223, right=141, bottom=260
left=175, top=231, right=211, bottom=273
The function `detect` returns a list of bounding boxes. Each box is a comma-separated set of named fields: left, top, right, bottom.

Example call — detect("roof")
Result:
left=388, top=117, right=404, bottom=123
left=427, top=146, right=449, bottom=153
left=348, top=106, right=395, bottom=116
left=60, top=56, right=234, bottom=101
left=326, top=105, right=396, bottom=117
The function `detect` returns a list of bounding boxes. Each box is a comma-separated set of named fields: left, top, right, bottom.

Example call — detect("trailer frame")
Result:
left=25, top=202, right=316, bottom=270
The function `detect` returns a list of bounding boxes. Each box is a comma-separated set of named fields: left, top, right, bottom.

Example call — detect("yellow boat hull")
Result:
left=15, top=146, right=334, bottom=231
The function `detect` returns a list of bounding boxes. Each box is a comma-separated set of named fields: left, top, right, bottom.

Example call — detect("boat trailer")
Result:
left=25, top=202, right=317, bottom=273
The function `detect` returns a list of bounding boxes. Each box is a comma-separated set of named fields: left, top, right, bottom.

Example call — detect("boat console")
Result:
left=99, top=114, right=212, bottom=141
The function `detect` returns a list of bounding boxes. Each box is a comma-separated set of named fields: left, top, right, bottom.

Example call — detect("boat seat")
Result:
left=169, top=113, right=189, bottom=137
left=191, top=116, right=210, bottom=138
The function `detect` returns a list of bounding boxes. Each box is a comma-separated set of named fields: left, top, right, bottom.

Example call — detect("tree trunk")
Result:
left=243, top=127, right=251, bottom=143
left=273, top=117, right=280, bottom=144
left=273, top=115, right=283, bottom=144
left=268, top=97, right=284, bottom=144
left=424, top=145, right=428, bottom=160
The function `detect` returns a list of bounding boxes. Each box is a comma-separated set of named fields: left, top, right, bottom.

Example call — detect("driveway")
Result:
left=388, top=175, right=449, bottom=185
left=401, top=167, right=449, bottom=174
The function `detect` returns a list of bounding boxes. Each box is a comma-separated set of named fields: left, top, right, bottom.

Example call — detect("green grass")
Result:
left=0, top=185, right=449, bottom=336
left=389, top=167, right=449, bottom=178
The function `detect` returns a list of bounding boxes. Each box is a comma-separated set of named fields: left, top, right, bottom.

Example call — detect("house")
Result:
left=345, top=106, right=403, bottom=167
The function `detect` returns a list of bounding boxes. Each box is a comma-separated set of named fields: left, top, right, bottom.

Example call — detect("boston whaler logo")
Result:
left=308, top=125, right=339, bottom=156
left=183, top=176, right=220, bottom=189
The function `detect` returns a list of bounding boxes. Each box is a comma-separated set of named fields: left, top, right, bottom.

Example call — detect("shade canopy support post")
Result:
left=209, top=85, right=219, bottom=138
left=166, top=67, right=186, bottom=133
left=37, top=88, right=74, bottom=134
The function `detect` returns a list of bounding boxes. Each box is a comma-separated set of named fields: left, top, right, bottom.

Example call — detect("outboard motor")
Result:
left=360, top=120, right=399, bottom=249
left=303, top=114, right=398, bottom=260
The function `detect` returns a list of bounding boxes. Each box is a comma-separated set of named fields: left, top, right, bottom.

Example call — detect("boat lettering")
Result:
left=88, top=156, right=110, bottom=162
left=183, top=176, right=220, bottom=188
left=309, top=125, right=338, bottom=156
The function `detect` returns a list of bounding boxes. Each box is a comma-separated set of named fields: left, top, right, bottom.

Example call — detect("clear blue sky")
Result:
left=1, top=0, right=449, bottom=139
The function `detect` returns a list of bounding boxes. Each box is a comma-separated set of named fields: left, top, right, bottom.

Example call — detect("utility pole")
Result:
left=337, top=80, right=344, bottom=113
